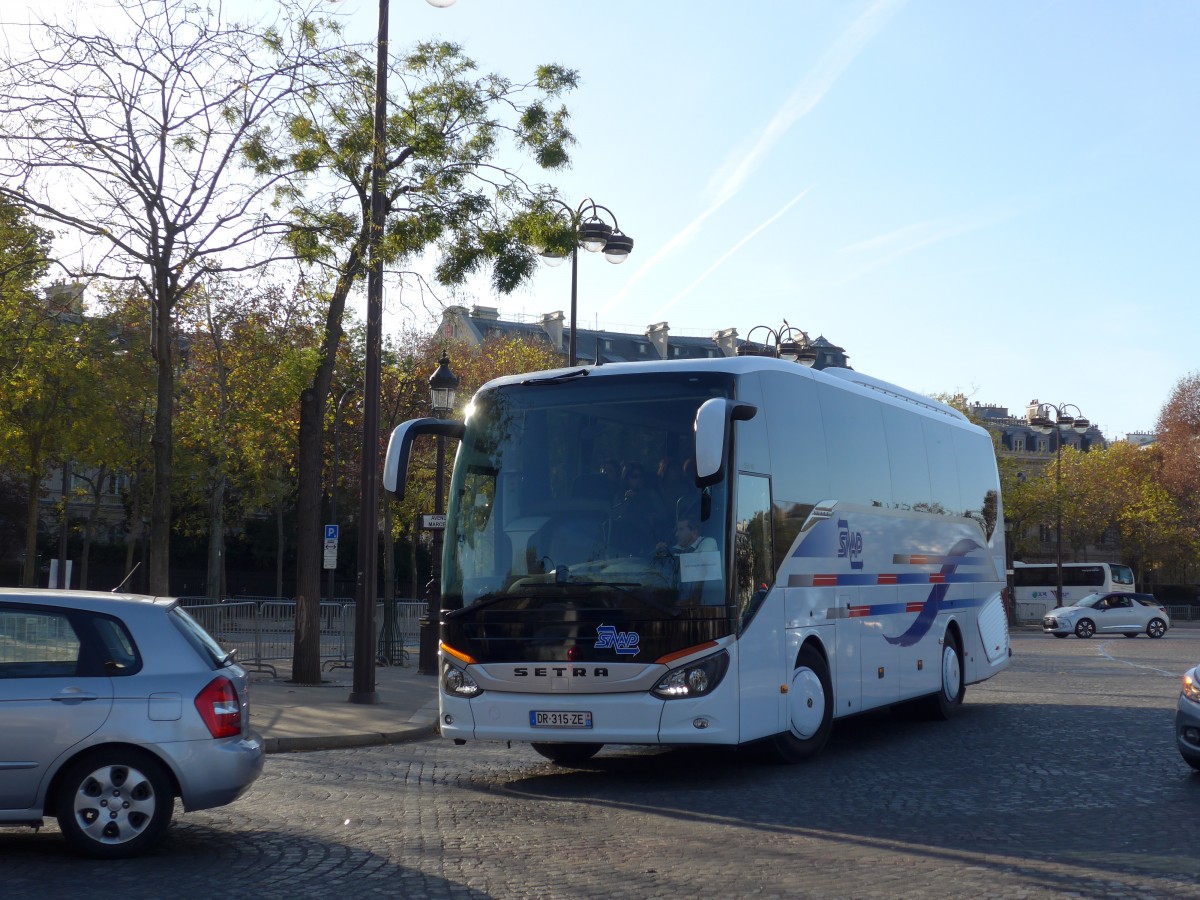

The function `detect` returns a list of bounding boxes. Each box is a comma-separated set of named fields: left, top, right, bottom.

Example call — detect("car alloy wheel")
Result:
left=55, top=749, right=173, bottom=859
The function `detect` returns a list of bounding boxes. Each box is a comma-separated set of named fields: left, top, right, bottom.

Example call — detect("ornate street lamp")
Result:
left=538, top=198, right=634, bottom=366
left=737, top=321, right=827, bottom=368
left=418, top=351, right=459, bottom=675
left=1025, top=400, right=1091, bottom=606
left=351, top=0, right=457, bottom=705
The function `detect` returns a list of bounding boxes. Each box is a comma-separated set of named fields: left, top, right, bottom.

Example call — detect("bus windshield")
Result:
left=442, top=371, right=734, bottom=631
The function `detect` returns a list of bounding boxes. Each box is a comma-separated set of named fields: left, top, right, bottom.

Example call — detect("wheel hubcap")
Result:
left=942, top=644, right=961, bottom=702
left=73, top=765, right=156, bottom=845
left=789, top=667, right=825, bottom=738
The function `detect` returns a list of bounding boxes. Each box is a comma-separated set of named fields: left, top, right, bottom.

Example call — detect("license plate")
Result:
left=530, top=710, right=593, bottom=729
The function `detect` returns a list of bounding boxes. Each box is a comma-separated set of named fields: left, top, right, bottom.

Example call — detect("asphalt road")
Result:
left=5, top=629, right=1200, bottom=899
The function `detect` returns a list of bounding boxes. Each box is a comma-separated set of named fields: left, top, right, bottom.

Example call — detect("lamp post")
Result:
left=1025, top=401, right=1091, bottom=605
left=351, top=0, right=457, bottom=705
left=418, top=350, right=459, bottom=675
left=538, top=198, right=634, bottom=366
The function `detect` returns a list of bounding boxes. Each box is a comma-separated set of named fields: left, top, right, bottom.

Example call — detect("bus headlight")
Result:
left=442, top=661, right=482, bottom=698
left=652, top=650, right=730, bottom=700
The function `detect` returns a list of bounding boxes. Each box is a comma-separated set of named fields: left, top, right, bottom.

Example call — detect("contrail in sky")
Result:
left=601, top=0, right=906, bottom=314
left=649, top=187, right=812, bottom=321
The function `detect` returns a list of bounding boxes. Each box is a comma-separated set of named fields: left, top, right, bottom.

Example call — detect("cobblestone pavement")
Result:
left=5, top=630, right=1200, bottom=898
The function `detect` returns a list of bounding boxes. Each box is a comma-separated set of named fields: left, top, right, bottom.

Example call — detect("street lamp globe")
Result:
left=539, top=248, right=568, bottom=268
left=426, top=0, right=457, bottom=7
left=603, top=231, right=634, bottom=264
left=578, top=217, right=613, bottom=252
left=429, top=350, right=459, bottom=417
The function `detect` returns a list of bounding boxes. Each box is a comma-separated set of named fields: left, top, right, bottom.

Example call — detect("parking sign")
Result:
left=325, top=524, right=339, bottom=541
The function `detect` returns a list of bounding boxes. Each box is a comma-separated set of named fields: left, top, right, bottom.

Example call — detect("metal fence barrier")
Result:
left=186, top=599, right=427, bottom=676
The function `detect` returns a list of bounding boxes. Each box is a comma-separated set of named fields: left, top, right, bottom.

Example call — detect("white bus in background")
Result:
left=1010, top=561, right=1135, bottom=621
left=384, top=355, right=1011, bottom=764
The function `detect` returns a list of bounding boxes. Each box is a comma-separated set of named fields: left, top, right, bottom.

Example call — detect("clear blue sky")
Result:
left=360, top=0, right=1197, bottom=440
left=19, top=1, right=1200, bottom=439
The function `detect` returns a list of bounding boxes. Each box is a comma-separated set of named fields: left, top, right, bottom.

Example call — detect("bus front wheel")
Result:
left=923, top=628, right=964, bottom=720
left=769, top=644, right=833, bottom=763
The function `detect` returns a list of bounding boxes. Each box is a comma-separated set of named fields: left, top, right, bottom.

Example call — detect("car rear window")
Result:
left=1134, top=596, right=1160, bottom=607
left=168, top=604, right=234, bottom=669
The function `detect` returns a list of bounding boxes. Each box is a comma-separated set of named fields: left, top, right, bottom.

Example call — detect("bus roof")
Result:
left=471, top=356, right=971, bottom=425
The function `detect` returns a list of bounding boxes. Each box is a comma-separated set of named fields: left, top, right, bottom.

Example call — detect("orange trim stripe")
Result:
left=656, top=640, right=719, bottom=665
left=877, top=573, right=898, bottom=585
left=440, top=642, right=477, bottom=665
left=848, top=606, right=871, bottom=618
left=929, top=574, right=945, bottom=584
left=813, top=574, right=838, bottom=587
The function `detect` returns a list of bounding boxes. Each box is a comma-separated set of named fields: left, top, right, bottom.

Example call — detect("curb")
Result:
left=264, top=720, right=439, bottom=754
left=263, top=706, right=440, bottom=754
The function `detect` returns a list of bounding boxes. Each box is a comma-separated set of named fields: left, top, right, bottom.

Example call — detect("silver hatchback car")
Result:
left=0, top=589, right=264, bottom=858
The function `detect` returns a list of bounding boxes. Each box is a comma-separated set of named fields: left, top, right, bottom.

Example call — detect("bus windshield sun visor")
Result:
left=383, top=417, right=465, bottom=498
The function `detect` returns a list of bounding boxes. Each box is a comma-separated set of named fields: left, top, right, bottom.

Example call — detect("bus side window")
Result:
left=735, top=473, right=773, bottom=627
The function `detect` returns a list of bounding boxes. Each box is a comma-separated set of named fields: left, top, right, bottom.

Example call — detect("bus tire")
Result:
left=530, top=743, right=603, bottom=765
left=924, top=628, right=964, bottom=720
left=769, top=644, right=833, bottom=763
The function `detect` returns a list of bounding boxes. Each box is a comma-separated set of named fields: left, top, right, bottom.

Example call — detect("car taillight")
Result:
left=195, top=676, right=242, bottom=738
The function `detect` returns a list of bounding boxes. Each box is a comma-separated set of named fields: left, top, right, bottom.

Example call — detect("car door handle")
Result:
left=53, top=689, right=102, bottom=703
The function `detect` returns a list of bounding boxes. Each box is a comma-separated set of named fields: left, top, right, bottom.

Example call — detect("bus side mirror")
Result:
left=383, top=417, right=466, bottom=500
left=693, top=399, right=757, bottom=487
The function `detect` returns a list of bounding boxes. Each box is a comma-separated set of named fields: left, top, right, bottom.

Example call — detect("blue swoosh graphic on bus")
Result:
left=884, top=538, right=981, bottom=647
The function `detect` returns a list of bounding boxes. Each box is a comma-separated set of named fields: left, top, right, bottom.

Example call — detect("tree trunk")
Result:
left=292, top=387, right=327, bottom=684
left=206, top=470, right=226, bottom=599
left=382, top=497, right=395, bottom=603
left=149, top=283, right=174, bottom=595
left=276, top=497, right=285, bottom=599
left=21, top=470, right=40, bottom=587
left=80, top=465, right=108, bottom=590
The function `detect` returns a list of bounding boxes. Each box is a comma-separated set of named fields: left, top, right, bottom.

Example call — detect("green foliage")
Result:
left=263, top=37, right=578, bottom=294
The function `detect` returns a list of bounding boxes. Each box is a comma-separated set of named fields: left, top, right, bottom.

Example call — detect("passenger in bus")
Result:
left=610, top=463, right=667, bottom=554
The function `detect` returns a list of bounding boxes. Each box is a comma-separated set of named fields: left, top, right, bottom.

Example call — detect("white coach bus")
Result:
left=384, top=356, right=1010, bottom=763
left=1011, top=561, right=1135, bottom=619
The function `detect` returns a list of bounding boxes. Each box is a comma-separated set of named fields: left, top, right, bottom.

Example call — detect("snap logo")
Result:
left=838, top=519, right=864, bottom=570
left=595, top=624, right=640, bottom=656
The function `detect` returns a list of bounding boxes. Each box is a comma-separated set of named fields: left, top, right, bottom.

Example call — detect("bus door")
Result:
left=734, top=473, right=783, bottom=742
left=858, top=585, right=901, bottom=711
left=833, top=591, right=862, bottom=716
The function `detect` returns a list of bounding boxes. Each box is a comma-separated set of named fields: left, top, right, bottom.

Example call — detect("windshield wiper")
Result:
left=521, top=368, right=587, bottom=385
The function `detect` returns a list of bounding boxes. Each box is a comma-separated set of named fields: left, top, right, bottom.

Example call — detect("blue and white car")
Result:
left=0, top=590, right=264, bottom=858
left=1179, top=663, right=1200, bottom=772
left=1041, top=591, right=1169, bottom=639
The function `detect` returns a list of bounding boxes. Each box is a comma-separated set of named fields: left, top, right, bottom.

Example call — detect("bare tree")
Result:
left=0, top=0, right=342, bottom=593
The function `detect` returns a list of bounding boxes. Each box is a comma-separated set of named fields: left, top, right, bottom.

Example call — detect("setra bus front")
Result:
left=383, top=365, right=749, bottom=764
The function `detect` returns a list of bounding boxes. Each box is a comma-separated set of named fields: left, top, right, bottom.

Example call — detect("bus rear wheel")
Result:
left=530, top=743, right=603, bottom=765
left=769, top=644, right=833, bottom=763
